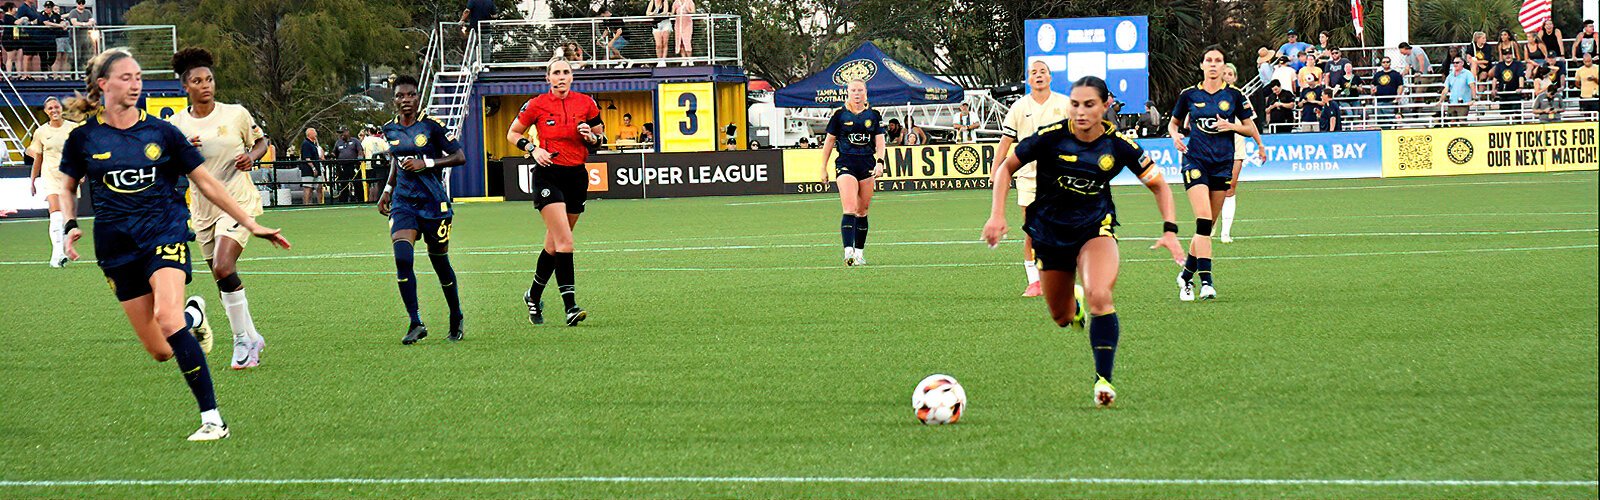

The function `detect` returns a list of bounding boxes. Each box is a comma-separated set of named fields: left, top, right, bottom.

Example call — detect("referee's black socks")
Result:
left=853, top=216, right=869, bottom=249
left=554, top=252, right=577, bottom=311
left=840, top=214, right=857, bottom=249
left=1088, top=312, right=1120, bottom=382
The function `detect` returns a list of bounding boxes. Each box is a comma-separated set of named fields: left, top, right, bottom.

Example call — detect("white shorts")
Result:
left=194, top=214, right=252, bottom=261
left=1015, top=175, right=1036, bottom=207
left=655, top=19, right=672, bottom=32
left=1234, top=133, right=1247, bottom=161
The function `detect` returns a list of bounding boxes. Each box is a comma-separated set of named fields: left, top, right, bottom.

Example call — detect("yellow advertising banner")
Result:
left=782, top=143, right=1001, bottom=193
left=1381, top=121, right=1598, bottom=177
left=656, top=83, right=717, bottom=153
left=145, top=96, right=189, bottom=121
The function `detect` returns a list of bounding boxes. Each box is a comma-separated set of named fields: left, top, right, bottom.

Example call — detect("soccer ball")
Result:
left=912, top=374, right=966, bottom=425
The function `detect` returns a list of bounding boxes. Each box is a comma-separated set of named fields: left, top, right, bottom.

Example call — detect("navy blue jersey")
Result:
left=1299, top=85, right=1326, bottom=123
left=1014, top=120, right=1155, bottom=247
left=1371, top=69, right=1403, bottom=97
left=825, top=106, right=885, bottom=158
left=383, top=115, right=462, bottom=210
left=58, top=111, right=205, bottom=268
left=1170, top=84, right=1255, bottom=165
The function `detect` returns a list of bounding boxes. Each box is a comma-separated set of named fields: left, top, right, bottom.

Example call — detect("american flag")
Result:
left=1350, top=0, right=1365, bottom=39
left=1519, top=0, right=1551, bottom=33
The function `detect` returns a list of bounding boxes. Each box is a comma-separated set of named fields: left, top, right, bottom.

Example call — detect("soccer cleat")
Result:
left=231, top=335, right=263, bottom=370
left=448, top=317, right=465, bottom=342
left=565, top=307, right=588, bottom=327
left=186, top=422, right=230, bottom=441
left=843, top=248, right=857, bottom=267
left=1071, top=284, right=1086, bottom=329
left=1022, top=281, right=1042, bottom=297
left=524, top=290, right=544, bottom=325
left=1220, top=234, right=1234, bottom=243
left=49, top=252, right=68, bottom=268
left=1198, top=284, right=1217, bottom=301
left=401, top=323, right=428, bottom=345
left=1177, top=274, right=1195, bottom=302
left=853, top=249, right=866, bottom=266
left=186, top=296, right=213, bottom=354
left=1093, top=377, right=1117, bottom=407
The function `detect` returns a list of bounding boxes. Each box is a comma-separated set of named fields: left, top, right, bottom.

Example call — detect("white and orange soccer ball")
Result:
left=911, top=374, right=966, bottom=425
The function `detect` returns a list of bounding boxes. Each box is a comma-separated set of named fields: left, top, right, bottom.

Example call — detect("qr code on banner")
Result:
left=1396, top=135, right=1432, bottom=171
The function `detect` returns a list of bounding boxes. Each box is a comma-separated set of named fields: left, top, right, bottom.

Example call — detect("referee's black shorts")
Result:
left=533, top=165, right=590, bottom=214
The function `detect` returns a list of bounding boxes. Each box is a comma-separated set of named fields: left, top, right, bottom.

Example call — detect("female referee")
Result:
left=818, top=78, right=886, bottom=266
left=507, top=59, right=603, bottom=327
left=1168, top=46, right=1266, bottom=301
left=377, top=74, right=468, bottom=345
left=167, top=47, right=273, bottom=369
left=24, top=96, right=78, bottom=268
left=59, top=48, right=290, bottom=441
left=983, top=76, right=1185, bottom=407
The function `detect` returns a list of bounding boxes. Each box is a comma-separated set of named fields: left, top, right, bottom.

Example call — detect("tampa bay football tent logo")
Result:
left=832, top=59, right=878, bottom=86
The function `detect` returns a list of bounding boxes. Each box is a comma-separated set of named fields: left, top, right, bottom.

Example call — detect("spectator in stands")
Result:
left=1296, top=56, right=1322, bottom=90
left=1313, top=31, right=1331, bottom=55
left=1398, top=42, right=1431, bottom=78
left=1319, top=90, right=1343, bottom=131
left=953, top=102, right=981, bottom=143
left=360, top=126, right=389, bottom=197
left=332, top=126, right=362, bottom=203
left=1577, top=52, right=1599, bottom=113
left=0, top=3, right=16, bottom=76
left=549, top=41, right=585, bottom=69
left=724, top=122, right=737, bottom=149
left=1489, top=49, right=1525, bottom=111
left=300, top=127, right=325, bottom=205
left=1573, top=20, right=1598, bottom=60
left=1272, top=56, right=1297, bottom=92
left=459, top=0, right=494, bottom=37
left=1291, top=50, right=1310, bottom=72
left=598, top=6, right=627, bottom=61
left=641, top=122, right=655, bottom=144
left=1278, top=29, right=1311, bottom=60
left=647, top=0, right=671, bottom=66
left=1466, top=31, right=1492, bottom=81
left=884, top=118, right=903, bottom=145
left=1369, top=56, right=1405, bottom=118
left=1495, top=29, right=1522, bottom=63
left=672, top=0, right=695, bottom=63
left=1297, top=72, right=1326, bottom=132
left=42, top=1, right=66, bottom=77
left=1263, top=80, right=1296, bottom=133
left=63, top=0, right=90, bottom=55
left=17, top=0, right=43, bottom=75
left=1444, top=46, right=1464, bottom=75
left=614, top=113, right=643, bottom=144
left=1536, top=18, right=1564, bottom=64
left=1256, top=47, right=1275, bottom=86
left=902, top=115, right=927, bottom=146
left=1540, top=57, right=1566, bottom=90
left=1525, top=30, right=1549, bottom=69
left=1324, top=48, right=1353, bottom=96
left=1136, top=101, right=1161, bottom=137
left=1441, top=57, right=1477, bottom=117
left=1532, top=73, right=1562, bottom=122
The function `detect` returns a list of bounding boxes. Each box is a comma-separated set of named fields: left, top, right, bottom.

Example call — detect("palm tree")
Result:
left=1414, top=0, right=1519, bottom=45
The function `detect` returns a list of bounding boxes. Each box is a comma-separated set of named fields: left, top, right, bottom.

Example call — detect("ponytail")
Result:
left=63, top=48, right=135, bottom=121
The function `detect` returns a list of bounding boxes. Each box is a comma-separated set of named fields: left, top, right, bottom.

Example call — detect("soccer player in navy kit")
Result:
left=983, top=76, right=1185, bottom=406
left=57, top=49, right=291, bottom=441
left=819, top=79, right=886, bottom=266
left=1168, top=47, right=1267, bottom=301
left=376, top=75, right=467, bottom=345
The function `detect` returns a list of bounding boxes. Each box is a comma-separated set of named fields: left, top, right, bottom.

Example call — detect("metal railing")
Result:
left=783, top=90, right=1012, bottom=145
left=252, top=158, right=390, bottom=207
left=0, top=25, right=177, bottom=80
left=477, top=13, right=742, bottom=70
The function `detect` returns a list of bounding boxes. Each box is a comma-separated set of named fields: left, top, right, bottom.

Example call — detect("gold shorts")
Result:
left=1014, top=175, right=1037, bottom=207
left=194, top=214, right=251, bottom=261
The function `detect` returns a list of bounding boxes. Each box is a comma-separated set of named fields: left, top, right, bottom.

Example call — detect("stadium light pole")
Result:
left=1384, top=0, right=1408, bottom=62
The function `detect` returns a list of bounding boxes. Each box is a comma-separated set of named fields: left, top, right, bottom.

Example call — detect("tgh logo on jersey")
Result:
left=103, top=167, right=160, bottom=193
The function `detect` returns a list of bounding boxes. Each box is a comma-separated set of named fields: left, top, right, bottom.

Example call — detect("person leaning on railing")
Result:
left=1441, top=57, right=1477, bottom=118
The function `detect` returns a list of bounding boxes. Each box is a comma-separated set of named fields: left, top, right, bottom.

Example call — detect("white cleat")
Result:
left=186, top=296, right=213, bottom=354
left=853, top=250, right=866, bottom=266
left=1220, top=234, right=1233, bottom=243
left=186, top=422, right=230, bottom=441
left=49, top=252, right=68, bottom=268
left=1177, top=275, right=1195, bottom=302
left=844, top=248, right=857, bottom=267
left=231, top=335, right=263, bottom=370
left=1198, top=284, right=1217, bottom=301
left=1093, top=377, right=1117, bottom=407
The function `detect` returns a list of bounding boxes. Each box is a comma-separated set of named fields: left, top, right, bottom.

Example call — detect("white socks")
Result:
left=1220, top=196, right=1237, bottom=238
left=220, top=289, right=259, bottom=342
left=1024, top=260, right=1040, bottom=284
left=47, top=211, right=64, bottom=258
left=200, top=409, right=224, bottom=426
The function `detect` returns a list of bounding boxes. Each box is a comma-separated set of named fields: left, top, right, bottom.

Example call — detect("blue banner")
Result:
left=1025, top=17, right=1149, bottom=114
left=1116, top=131, right=1384, bottom=185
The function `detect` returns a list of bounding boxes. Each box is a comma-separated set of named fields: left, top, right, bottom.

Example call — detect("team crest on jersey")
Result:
left=144, top=143, right=162, bottom=161
left=1378, top=74, right=1392, bottom=85
left=1218, top=101, right=1231, bottom=112
left=218, top=125, right=230, bottom=136
left=865, top=120, right=873, bottom=128
left=1098, top=155, right=1114, bottom=171
left=414, top=134, right=428, bottom=147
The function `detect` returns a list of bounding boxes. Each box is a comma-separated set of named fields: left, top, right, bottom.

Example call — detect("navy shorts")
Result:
left=835, top=155, right=876, bottom=179
left=389, top=201, right=454, bottom=254
left=1181, top=158, right=1235, bottom=191
left=102, top=243, right=194, bottom=302
left=1030, top=215, right=1118, bottom=272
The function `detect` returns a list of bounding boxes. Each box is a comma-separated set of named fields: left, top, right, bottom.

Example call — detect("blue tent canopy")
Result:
left=774, top=42, right=964, bottom=108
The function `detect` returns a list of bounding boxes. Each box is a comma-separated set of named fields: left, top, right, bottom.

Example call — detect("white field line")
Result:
left=2, top=228, right=1594, bottom=267
left=155, top=243, right=1600, bottom=276
left=0, top=475, right=1593, bottom=488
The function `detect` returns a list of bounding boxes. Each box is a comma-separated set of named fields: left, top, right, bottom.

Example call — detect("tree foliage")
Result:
left=125, top=0, right=418, bottom=145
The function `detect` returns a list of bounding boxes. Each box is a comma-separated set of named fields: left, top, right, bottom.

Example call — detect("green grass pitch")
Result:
left=1, top=171, right=1596, bottom=498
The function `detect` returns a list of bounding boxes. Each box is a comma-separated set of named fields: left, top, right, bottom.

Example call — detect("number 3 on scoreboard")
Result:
left=677, top=92, right=699, bottom=135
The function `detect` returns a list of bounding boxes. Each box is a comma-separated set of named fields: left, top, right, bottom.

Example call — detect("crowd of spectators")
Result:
left=1, top=0, right=94, bottom=80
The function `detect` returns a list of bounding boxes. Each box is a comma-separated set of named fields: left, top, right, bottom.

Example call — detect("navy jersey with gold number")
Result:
left=383, top=115, right=463, bottom=218
left=1013, top=120, right=1153, bottom=248
left=59, top=111, right=205, bottom=268
left=1170, top=85, right=1254, bottom=166
left=825, top=107, right=884, bottom=162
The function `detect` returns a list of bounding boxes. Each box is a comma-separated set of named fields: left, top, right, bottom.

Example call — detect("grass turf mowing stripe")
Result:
left=1, top=476, right=1595, bottom=488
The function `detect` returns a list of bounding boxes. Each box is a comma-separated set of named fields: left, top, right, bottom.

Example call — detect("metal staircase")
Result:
left=0, top=73, right=42, bottom=166
left=421, top=25, right=481, bottom=138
